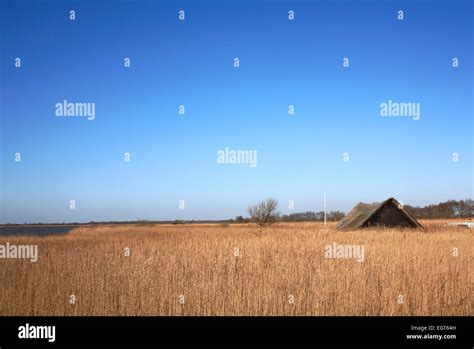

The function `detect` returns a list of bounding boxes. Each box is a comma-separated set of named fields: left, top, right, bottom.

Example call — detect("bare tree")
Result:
left=247, top=198, right=279, bottom=227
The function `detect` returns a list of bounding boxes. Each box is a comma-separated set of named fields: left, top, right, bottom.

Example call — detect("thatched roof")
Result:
left=337, top=198, right=422, bottom=230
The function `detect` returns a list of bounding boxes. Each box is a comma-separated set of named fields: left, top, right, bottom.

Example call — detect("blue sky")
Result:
left=0, top=0, right=472, bottom=223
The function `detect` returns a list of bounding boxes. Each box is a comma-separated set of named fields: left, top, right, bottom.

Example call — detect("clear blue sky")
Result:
left=0, top=0, right=472, bottom=223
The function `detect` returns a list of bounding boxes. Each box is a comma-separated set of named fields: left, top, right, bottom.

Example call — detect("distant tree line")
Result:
left=279, top=210, right=345, bottom=222
left=404, top=199, right=473, bottom=219
left=238, top=210, right=344, bottom=223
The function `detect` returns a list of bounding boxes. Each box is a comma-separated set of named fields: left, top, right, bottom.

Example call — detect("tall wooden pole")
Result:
left=324, top=192, right=327, bottom=227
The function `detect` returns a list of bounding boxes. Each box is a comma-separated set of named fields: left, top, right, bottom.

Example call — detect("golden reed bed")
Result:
left=0, top=220, right=471, bottom=316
